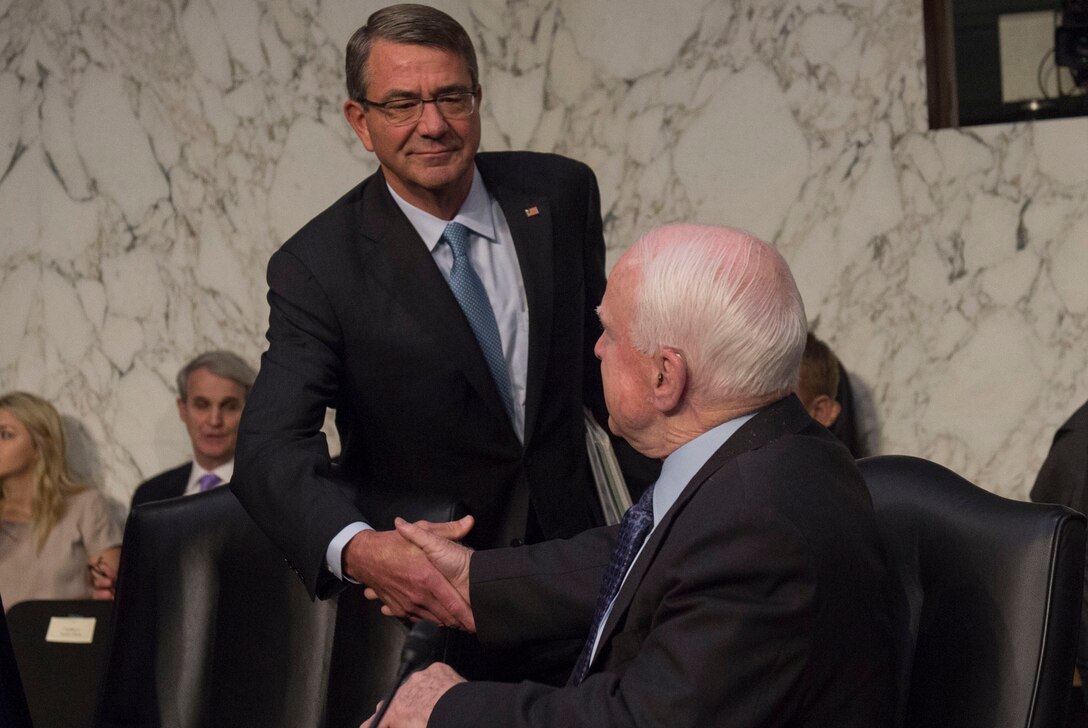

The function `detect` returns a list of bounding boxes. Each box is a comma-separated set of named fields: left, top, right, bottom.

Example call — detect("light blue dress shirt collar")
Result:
left=386, top=165, right=496, bottom=247
left=651, top=411, right=758, bottom=528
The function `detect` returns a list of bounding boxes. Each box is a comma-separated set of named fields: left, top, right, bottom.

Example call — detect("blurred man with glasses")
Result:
left=233, top=2, right=657, bottom=689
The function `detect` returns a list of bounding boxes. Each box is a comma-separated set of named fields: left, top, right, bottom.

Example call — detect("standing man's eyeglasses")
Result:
left=361, top=88, right=479, bottom=126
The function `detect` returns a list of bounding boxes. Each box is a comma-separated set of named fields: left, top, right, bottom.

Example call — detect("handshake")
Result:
left=345, top=514, right=479, bottom=632
left=349, top=517, right=478, bottom=728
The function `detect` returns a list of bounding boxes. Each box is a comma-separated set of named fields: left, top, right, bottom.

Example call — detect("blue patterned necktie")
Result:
left=569, top=482, right=657, bottom=685
left=441, top=221, right=514, bottom=422
left=198, top=472, right=222, bottom=492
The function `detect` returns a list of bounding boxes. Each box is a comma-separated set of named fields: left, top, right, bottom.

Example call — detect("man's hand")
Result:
left=359, top=662, right=465, bottom=728
left=393, top=517, right=473, bottom=630
left=346, top=515, right=474, bottom=630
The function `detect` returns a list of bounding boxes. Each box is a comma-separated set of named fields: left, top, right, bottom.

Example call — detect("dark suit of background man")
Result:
left=366, top=224, right=897, bottom=728
left=131, top=350, right=256, bottom=508
left=232, top=1, right=658, bottom=677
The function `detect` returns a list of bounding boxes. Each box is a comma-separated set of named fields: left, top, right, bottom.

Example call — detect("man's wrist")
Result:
left=327, top=521, right=371, bottom=581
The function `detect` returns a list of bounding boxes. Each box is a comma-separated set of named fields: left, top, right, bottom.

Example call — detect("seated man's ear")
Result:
left=806, top=394, right=842, bottom=428
left=651, top=348, right=687, bottom=412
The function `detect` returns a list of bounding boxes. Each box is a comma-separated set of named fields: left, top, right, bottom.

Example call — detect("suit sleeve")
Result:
left=233, top=247, right=361, bottom=599
left=431, top=469, right=824, bottom=728
left=469, top=525, right=615, bottom=647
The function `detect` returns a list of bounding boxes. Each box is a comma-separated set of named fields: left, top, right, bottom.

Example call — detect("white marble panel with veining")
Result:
left=1, top=0, right=1087, bottom=513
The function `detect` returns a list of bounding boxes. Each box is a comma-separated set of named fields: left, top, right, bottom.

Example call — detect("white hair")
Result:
left=628, top=224, right=807, bottom=405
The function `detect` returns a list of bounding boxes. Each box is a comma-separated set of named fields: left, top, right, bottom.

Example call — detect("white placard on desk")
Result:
left=45, top=616, right=96, bottom=644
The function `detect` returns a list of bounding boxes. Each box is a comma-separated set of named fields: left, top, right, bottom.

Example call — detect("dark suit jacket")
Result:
left=131, top=463, right=190, bottom=508
left=234, top=152, right=657, bottom=599
left=1030, top=400, right=1088, bottom=678
left=1031, top=400, right=1088, bottom=512
left=433, top=396, right=896, bottom=727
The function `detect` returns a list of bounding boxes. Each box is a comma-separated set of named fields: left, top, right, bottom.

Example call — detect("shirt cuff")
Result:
left=326, top=521, right=372, bottom=582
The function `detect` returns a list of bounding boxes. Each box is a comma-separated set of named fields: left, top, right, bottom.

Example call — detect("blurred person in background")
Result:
left=131, top=350, right=256, bottom=508
left=796, top=332, right=866, bottom=458
left=0, top=391, right=122, bottom=609
left=796, top=333, right=842, bottom=428
left=1030, top=398, right=1088, bottom=707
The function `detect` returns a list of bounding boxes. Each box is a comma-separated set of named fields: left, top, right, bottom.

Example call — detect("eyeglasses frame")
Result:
left=360, top=87, right=481, bottom=126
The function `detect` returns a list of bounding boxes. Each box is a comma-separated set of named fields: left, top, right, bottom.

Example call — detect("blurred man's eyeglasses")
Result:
left=362, top=89, right=479, bottom=126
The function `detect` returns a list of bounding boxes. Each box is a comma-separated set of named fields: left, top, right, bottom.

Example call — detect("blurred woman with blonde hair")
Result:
left=0, top=391, right=122, bottom=609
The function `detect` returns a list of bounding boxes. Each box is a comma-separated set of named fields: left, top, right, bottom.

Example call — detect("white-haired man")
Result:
left=363, top=224, right=897, bottom=727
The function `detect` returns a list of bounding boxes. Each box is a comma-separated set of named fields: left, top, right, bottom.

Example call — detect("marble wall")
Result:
left=2, top=0, right=1087, bottom=508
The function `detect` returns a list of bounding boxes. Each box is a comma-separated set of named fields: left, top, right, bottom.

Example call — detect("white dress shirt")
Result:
left=182, top=459, right=235, bottom=496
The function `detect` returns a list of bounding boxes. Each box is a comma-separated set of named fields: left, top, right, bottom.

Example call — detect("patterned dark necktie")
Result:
left=569, top=482, right=656, bottom=685
left=441, top=221, right=514, bottom=422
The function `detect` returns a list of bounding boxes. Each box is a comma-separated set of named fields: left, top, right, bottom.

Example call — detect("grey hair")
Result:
left=345, top=4, right=479, bottom=103
left=628, top=224, right=807, bottom=405
left=176, top=350, right=257, bottom=401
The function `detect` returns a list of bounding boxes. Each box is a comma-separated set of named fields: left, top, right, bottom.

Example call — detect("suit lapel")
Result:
left=484, top=177, right=553, bottom=447
left=174, top=464, right=192, bottom=498
left=592, top=396, right=812, bottom=666
left=353, top=174, right=514, bottom=428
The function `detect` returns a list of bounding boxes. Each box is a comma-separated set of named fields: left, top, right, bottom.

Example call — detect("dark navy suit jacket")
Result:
left=434, top=396, right=897, bottom=727
left=131, top=463, right=190, bottom=508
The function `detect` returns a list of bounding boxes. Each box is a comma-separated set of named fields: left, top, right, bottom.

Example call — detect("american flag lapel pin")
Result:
left=524, top=206, right=539, bottom=217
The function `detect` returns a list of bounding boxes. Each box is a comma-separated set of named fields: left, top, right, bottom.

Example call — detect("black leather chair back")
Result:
left=96, top=486, right=343, bottom=728
left=0, top=593, right=32, bottom=728
left=858, top=455, right=1085, bottom=728
left=96, top=484, right=467, bottom=728
left=7, top=598, right=113, bottom=728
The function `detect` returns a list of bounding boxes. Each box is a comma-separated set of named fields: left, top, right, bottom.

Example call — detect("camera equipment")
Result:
left=1056, top=0, right=1088, bottom=86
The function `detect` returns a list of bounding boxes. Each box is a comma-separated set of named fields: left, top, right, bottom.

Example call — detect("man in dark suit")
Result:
left=131, top=350, right=256, bottom=508
left=232, top=1, right=656, bottom=654
left=365, top=224, right=897, bottom=727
